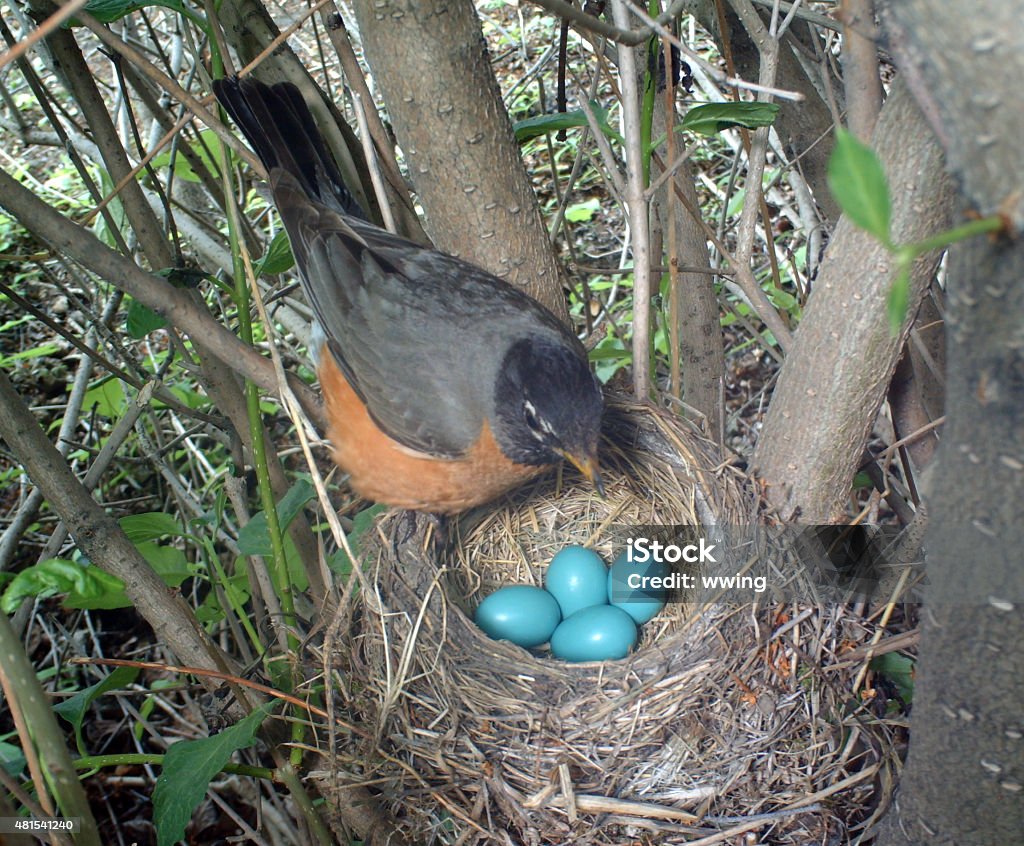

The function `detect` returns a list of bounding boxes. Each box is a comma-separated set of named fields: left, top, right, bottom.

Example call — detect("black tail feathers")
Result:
left=213, top=77, right=364, bottom=219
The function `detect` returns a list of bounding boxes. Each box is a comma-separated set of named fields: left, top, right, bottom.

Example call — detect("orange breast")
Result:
left=318, top=352, right=548, bottom=513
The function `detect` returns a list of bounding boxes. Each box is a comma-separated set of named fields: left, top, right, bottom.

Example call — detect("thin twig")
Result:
left=0, top=0, right=89, bottom=72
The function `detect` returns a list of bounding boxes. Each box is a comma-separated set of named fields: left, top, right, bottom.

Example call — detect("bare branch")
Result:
left=529, top=0, right=689, bottom=46
left=839, top=0, right=883, bottom=138
left=0, top=166, right=322, bottom=425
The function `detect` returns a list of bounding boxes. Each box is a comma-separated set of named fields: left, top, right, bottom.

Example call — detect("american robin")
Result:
left=214, top=78, right=604, bottom=513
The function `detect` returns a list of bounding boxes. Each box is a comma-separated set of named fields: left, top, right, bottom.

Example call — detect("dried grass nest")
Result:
left=321, top=396, right=898, bottom=845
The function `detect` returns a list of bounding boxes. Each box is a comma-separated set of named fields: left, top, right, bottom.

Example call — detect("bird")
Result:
left=213, top=77, right=604, bottom=514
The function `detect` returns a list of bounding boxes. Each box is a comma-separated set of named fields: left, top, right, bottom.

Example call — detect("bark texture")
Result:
left=876, top=237, right=1024, bottom=846
left=874, top=3, right=1024, bottom=842
left=880, top=2, right=1024, bottom=229
left=350, top=0, right=568, bottom=316
left=650, top=149, right=724, bottom=440
left=752, top=81, right=953, bottom=521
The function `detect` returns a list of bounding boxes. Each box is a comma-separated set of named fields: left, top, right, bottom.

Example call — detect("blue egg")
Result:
left=544, top=545, right=608, bottom=618
left=550, top=605, right=638, bottom=662
left=474, top=586, right=561, bottom=648
left=607, top=550, right=669, bottom=624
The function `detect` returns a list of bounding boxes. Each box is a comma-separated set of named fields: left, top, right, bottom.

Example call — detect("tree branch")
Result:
left=753, top=81, right=954, bottom=521
left=0, top=166, right=323, bottom=426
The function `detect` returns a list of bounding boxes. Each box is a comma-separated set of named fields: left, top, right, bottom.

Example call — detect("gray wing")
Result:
left=272, top=172, right=567, bottom=458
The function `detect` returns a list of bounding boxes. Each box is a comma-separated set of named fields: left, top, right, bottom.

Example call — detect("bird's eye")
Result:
left=523, top=400, right=542, bottom=433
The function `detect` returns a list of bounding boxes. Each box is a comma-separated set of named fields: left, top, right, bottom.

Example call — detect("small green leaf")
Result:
left=0, top=741, right=26, bottom=777
left=328, top=503, right=386, bottom=575
left=83, top=378, right=126, bottom=418
left=513, top=104, right=620, bottom=144
left=870, top=652, right=915, bottom=703
left=1, top=559, right=125, bottom=613
left=71, top=0, right=148, bottom=24
left=253, top=229, right=295, bottom=277
left=197, top=573, right=250, bottom=624
left=54, top=666, right=140, bottom=755
left=887, top=264, right=911, bottom=335
left=137, top=542, right=190, bottom=584
left=587, top=345, right=632, bottom=361
left=0, top=342, right=61, bottom=366
left=120, top=512, right=183, bottom=544
left=153, top=703, right=273, bottom=846
left=126, top=298, right=167, bottom=338
left=828, top=128, right=893, bottom=246
left=852, top=471, right=874, bottom=490
left=565, top=198, right=600, bottom=223
left=149, top=129, right=223, bottom=183
left=237, top=479, right=316, bottom=556
left=167, top=384, right=211, bottom=411
left=679, top=102, right=780, bottom=136
left=66, top=0, right=207, bottom=33
left=69, top=518, right=189, bottom=609
left=0, top=315, right=32, bottom=333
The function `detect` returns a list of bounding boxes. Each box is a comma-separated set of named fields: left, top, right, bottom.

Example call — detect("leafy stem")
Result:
left=828, top=128, right=1007, bottom=332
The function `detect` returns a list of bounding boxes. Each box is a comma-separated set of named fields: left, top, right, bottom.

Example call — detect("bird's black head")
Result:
left=493, top=336, right=604, bottom=490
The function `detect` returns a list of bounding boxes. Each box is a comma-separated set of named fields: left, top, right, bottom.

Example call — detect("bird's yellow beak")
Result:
left=560, top=450, right=606, bottom=498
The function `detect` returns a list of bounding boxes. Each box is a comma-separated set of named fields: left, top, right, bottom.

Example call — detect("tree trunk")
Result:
left=876, top=235, right=1024, bottom=846
left=649, top=137, right=725, bottom=441
left=873, top=3, right=1024, bottom=842
left=752, top=81, right=953, bottom=521
left=349, top=0, right=568, bottom=316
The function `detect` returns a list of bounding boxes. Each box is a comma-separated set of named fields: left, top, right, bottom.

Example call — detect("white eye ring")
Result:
left=523, top=400, right=555, bottom=437
left=524, top=399, right=541, bottom=432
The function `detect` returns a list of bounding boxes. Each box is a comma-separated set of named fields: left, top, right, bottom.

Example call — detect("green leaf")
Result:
left=83, top=378, right=126, bottom=418
left=120, top=512, right=183, bottom=544
left=197, top=572, right=251, bottom=624
left=54, top=666, right=139, bottom=755
left=167, top=384, right=211, bottom=411
left=72, top=0, right=149, bottom=23
left=679, top=102, right=780, bottom=136
left=888, top=263, right=911, bottom=335
left=852, top=471, right=874, bottom=490
left=512, top=104, right=621, bottom=144
left=126, top=298, right=167, bottom=338
left=0, top=315, right=32, bottom=333
left=0, top=741, right=26, bottom=777
left=1, top=559, right=125, bottom=613
left=870, top=652, right=915, bottom=703
left=253, top=229, right=295, bottom=277
left=328, top=503, right=385, bottom=575
left=149, top=129, right=223, bottom=183
left=828, top=128, right=893, bottom=246
left=0, top=342, right=61, bottom=367
left=135, top=541, right=189, bottom=584
left=153, top=703, right=273, bottom=846
left=237, top=479, right=315, bottom=556
left=66, top=0, right=206, bottom=32
left=67, top=523, right=189, bottom=609
left=565, top=198, right=600, bottom=223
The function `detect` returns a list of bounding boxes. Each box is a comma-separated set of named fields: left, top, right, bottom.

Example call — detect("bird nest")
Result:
left=317, top=397, right=897, bottom=844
